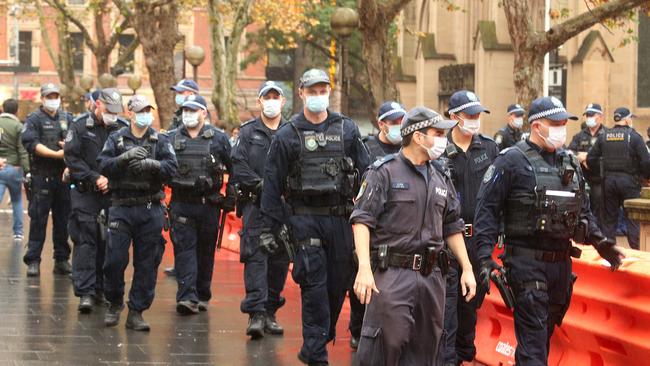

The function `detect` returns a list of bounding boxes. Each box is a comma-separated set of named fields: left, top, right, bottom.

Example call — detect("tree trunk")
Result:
left=131, top=1, right=181, bottom=129
left=56, top=13, right=81, bottom=113
left=512, top=49, right=545, bottom=109
left=208, top=0, right=253, bottom=129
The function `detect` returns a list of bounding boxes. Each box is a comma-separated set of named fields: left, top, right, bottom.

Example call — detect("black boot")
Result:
left=176, top=300, right=199, bottom=315
left=264, top=313, right=284, bottom=335
left=125, top=309, right=150, bottom=331
left=78, top=295, right=94, bottom=314
left=104, top=303, right=124, bottom=327
left=26, top=263, right=40, bottom=277
left=246, top=313, right=265, bottom=339
left=53, top=260, right=72, bottom=275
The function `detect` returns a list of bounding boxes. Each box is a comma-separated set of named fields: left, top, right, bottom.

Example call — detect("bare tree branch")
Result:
left=34, top=0, right=61, bottom=72
left=113, top=36, right=140, bottom=70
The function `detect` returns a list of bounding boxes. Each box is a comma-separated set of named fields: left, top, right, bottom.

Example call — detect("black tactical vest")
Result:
left=41, top=112, right=68, bottom=150
left=601, top=127, right=638, bottom=175
left=504, top=141, right=583, bottom=245
left=169, top=129, right=224, bottom=193
left=364, top=136, right=385, bottom=162
left=286, top=119, right=356, bottom=211
left=111, top=133, right=159, bottom=192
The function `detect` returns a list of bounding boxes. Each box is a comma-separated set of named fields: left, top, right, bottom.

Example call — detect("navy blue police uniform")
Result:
left=586, top=107, right=650, bottom=250
left=363, top=135, right=401, bottom=163
left=568, top=103, right=606, bottom=227
left=97, top=123, right=178, bottom=325
left=260, top=104, right=370, bottom=364
left=231, top=115, right=290, bottom=335
left=21, top=93, right=73, bottom=271
left=352, top=107, right=464, bottom=366
left=64, top=109, right=128, bottom=306
left=474, top=97, right=622, bottom=365
left=167, top=95, right=234, bottom=313
left=441, top=91, right=498, bottom=366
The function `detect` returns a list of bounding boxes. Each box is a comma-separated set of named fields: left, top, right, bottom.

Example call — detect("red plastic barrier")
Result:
left=475, top=245, right=650, bottom=366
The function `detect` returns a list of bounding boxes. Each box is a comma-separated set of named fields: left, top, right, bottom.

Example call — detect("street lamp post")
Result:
left=185, top=45, right=206, bottom=83
left=128, top=74, right=142, bottom=95
left=330, top=7, right=359, bottom=116
left=98, top=73, right=117, bottom=88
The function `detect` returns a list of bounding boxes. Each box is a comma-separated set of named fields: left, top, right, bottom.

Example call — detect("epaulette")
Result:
left=116, top=117, right=130, bottom=128
left=431, top=159, right=450, bottom=178
left=371, top=153, right=395, bottom=169
left=478, top=133, right=495, bottom=142
left=240, top=118, right=256, bottom=128
left=149, top=132, right=159, bottom=142
left=499, top=146, right=515, bottom=155
left=202, top=128, right=215, bottom=138
left=73, top=113, right=89, bottom=124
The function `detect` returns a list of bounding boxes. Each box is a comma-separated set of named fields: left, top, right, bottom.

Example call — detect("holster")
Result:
left=277, top=224, right=295, bottom=262
left=96, top=209, right=108, bottom=241
left=376, top=244, right=389, bottom=271
left=438, top=248, right=450, bottom=276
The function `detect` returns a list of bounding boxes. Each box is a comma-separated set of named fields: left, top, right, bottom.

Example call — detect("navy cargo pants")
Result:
left=104, top=203, right=165, bottom=311
left=23, top=175, right=71, bottom=264
left=239, top=203, right=289, bottom=316
left=290, top=214, right=354, bottom=365
left=169, top=200, right=220, bottom=303
left=602, top=174, right=640, bottom=249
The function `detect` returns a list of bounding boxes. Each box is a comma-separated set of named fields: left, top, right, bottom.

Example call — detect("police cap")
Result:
left=527, top=96, right=577, bottom=123
left=400, top=106, right=457, bottom=137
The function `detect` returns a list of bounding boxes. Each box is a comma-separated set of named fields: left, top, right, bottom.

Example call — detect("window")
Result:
left=638, top=12, right=650, bottom=107
left=18, top=31, right=32, bottom=67
left=71, top=32, right=84, bottom=72
left=118, top=34, right=135, bottom=73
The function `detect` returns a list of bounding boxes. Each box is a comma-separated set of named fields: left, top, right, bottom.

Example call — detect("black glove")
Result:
left=478, top=258, right=501, bottom=299
left=595, top=238, right=623, bottom=271
left=222, top=185, right=237, bottom=213
left=254, top=180, right=263, bottom=195
left=117, top=146, right=148, bottom=165
left=128, top=158, right=161, bottom=174
left=259, top=228, right=278, bottom=255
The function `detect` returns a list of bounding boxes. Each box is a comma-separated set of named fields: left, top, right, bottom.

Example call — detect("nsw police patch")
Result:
left=65, top=129, right=74, bottom=143
left=305, top=135, right=318, bottom=151
left=355, top=180, right=367, bottom=201
left=483, top=164, right=496, bottom=183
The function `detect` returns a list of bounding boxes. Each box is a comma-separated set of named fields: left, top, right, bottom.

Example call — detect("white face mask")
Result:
left=262, top=99, right=282, bottom=118
left=585, top=117, right=597, bottom=128
left=538, top=123, right=566, bottom=150
left=102, top=113, right=118, bottom=125
left=512, top=117, right=524, bottom=129
left=43, top=98, right=61, bottom=112
left=182, top=110, right=200, bottom=128
left=420, top=133, right=448, bottom=160
left=460, top=118, right=480, bottom=135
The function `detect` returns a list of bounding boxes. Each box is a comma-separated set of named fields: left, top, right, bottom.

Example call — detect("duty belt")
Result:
left=292, top=205, right=351, bottom=217
left=111, top=192, right=165, bottom=207
left=296, top=238, right=322, bottom=247
left=504, top=245, right=581, bottom=263
left=171, top=192, right=219, bottom=205
left=371, top=248, right=439, bottom=275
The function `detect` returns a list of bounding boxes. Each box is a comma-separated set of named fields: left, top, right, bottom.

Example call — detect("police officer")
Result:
left=352, top=106, right=476, bottom=366
left=568, top=103, right=606, bottom=226
left=260, top=69, right=370, bottom=365
left=65, top=88, right=129, bottom=313
left=170, top=79, right=200, bottom=130
left=97, top=94, right=178, bottom=331
left=494, top=104, right=525, bottom=151
left=346, top=100, right=406, bottom=349
left=363, top=101, right=406, bottom=162
left=442, top=90, right=498, bottom=366
left=587, top=107, right=650, bottom=250
left=167, top=94, right=235, bottom=314
left=21, top=83, right=73, bottom=277
left=474, top=97, right=625, bottom=365
left=231, top=81, right=290, bottom=339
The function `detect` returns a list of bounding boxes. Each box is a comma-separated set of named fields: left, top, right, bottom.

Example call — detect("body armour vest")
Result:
left=364, top=136, right=385, bottom=162
left=169, top=129, right=224, bottom=193
left=32, top=111, right=68, bottom=176
left=602, top=127, right=638, bottom=175
left=504, top=141, right=583, bottom=245
left=286, top=119, right=356, bottom=208
left=112, top=133, right=159, bottom=191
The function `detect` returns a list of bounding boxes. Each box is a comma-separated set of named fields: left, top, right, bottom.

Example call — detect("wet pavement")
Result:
left=0, top=213, right=356, bottom=366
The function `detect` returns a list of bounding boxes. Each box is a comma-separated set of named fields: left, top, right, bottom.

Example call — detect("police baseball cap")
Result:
left=127, top=95, right=155, bottom=113
left=170, top=79, right=199, bottom=94
left=447, top=90, right=490, bottom=116
left=89, top=90, right=101, bottom=103
left=507, top=103, right=525, bottom=117
left=613, top=107, right=635, bottom=122
left=40, top=83, right=60, bottom=97
left=527, top=96, right=578, bottom=123
left=258, top=81, right=284, bottom=98
left=299, top=69, right=330, bottom=88
left=583, top=103, right=603, bottom=116
left=98, top=88, right=124, bottom=113
left=400, top=106, right=457, bottom=137
left=181, top=94, right=208, bottom=111
left=378, top=101, right=406, bottom=122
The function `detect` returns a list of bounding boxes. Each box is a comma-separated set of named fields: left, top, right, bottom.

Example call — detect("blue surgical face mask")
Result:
left=134, top=112, right=153, bottom=128
left=305, top=94, right=329, bottom=113
left=386, top=125, right=402, bottom=144
left=175, top=94, right=187, bottom=106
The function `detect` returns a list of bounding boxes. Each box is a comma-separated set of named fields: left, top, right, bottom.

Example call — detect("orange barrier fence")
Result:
left=475, top=245, right=650, bottom=366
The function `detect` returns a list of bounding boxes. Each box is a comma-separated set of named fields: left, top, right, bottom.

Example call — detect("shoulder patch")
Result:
left=483, top=164, right=496, bottom=183
left=372, top=153, right=395, bottom=169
